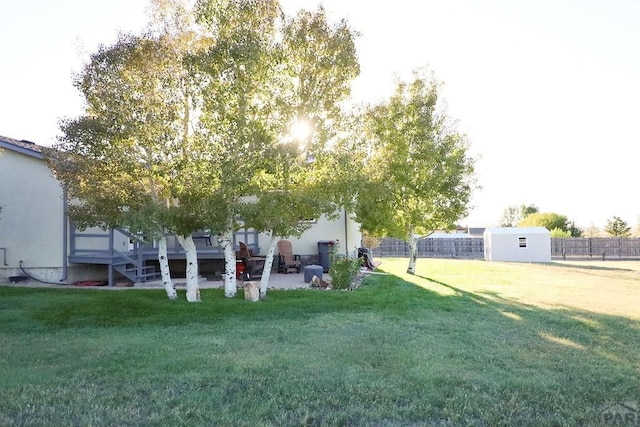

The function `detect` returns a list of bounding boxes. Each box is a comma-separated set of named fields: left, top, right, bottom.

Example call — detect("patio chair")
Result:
left=238, top=242, right=265, bottom=280
left=277, top=240, right=301, bottom=274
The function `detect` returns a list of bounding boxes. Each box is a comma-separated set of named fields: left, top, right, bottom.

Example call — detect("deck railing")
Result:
left=69, top=226, right=260, bottom=260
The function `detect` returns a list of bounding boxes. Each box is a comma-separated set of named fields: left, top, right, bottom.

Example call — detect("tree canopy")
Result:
left=517, top=212, right=582, bottom=237
left=354, top=69, right=476, bottom=274
left=193, top=0, right=360, bottom=296
left=499, top=204, right=539, bottom=227
left=45, top=0, right=362, bottom=299
left=605, top=216, right=631, bottom=237
left=44, top=0, right=220, bottom=301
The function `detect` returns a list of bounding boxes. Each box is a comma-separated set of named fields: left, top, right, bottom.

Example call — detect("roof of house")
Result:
left=467, top=227, right=486, bottom=236
left=0, top=134, right=44, bottom=159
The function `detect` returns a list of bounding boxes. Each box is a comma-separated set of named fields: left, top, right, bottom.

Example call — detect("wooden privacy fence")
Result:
left=371, top=237, right=640, bottom=259
left=551, top=237, right=640, bottom=259
left=371, top=237, right=484, bottom=258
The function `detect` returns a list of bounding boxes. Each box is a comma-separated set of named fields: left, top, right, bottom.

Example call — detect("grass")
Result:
left=1, top=258, right=639, bottom=426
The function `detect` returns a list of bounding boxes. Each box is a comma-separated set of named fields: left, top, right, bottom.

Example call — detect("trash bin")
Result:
left=318, top=240, right=332, bottom=273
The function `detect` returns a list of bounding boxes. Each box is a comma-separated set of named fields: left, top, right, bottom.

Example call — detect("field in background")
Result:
left=385, top=258, right=640, bottom=319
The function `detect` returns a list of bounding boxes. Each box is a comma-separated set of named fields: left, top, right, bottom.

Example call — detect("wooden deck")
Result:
left=69, top=226, right=261, bottom=285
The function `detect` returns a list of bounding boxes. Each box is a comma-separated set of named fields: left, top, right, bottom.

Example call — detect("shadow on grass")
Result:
left=1, top=268, right=639, bottom=425
left=0, top=275, right=433, bottom=330
left=411, top=271, right=640, bottom=402
left=546, top=261, right=637, bottom=272
left=414, top=269, right=640, bottom=341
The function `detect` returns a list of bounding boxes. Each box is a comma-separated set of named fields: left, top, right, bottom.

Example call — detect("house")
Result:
left=0, top=136, right=72, bottom=283
left=261, top=211, right=361, bottom=263
left=467, top=227, right=486, bottom=237
left=0, top=135, right=361, bottom=285
left=483, top=227, right=551, bottom=262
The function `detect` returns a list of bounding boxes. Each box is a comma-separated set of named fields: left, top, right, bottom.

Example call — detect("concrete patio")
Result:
left=1, top=268, right=380, bottom=290
left=134, top=272, right=314, bottom=290
left=0, top=271, right=318, bottom=290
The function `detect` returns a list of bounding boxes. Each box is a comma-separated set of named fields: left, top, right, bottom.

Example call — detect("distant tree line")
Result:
left=498, top=204, right=582, bottom=237
left=499, top=205, right=636, bottom=238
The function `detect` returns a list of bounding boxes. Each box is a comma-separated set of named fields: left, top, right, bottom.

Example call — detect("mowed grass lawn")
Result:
left=1, top=258, right=639, bottom=426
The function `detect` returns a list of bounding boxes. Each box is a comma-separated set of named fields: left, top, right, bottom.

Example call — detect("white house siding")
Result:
left=483, top=227, right=551, bottom=263
left=72, top=226, right=131, bottom=253
left=257, top=209, right=361, bottom=260
left=0, top=146, right=66, bottom=280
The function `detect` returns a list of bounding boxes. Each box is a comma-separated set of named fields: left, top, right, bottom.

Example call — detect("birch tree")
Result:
left=191, top=0, right=284, bottom=297
left=49, top=0, right=363, bottom=300
left=355, top=69, right=476, bottom=274
left=237, top=5, right=361, bottom=298
left=46, top=1, right=211, bottom=301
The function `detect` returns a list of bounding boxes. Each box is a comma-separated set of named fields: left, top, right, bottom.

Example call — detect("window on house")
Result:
left=519, top=237, right=527, bottom=248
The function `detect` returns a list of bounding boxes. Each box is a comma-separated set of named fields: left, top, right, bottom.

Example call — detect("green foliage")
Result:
left=521, top=204, right=539, bottom=217
left=235, top=5, right=361, bottom=236
left=44, top=13, right=215, bottom=238
left=328, top=240, right=361, bottom=290
left=46, top=0, right=361, bottom=246
left=280, top=5, right=360, bottom=123
left=566, top=220, right=583, bottom=237
left=354, top=69, right=476, bottom=242
left=518, top=212, right=567, bottom=231
left=550, top=227, right=571, bottom=238
left=499, top=204, right=538, bottom=227
left=516, top=211, right=582, bottom=237
left=193, top=1, right=361, bottom=238
left=605, top=216, right=631, bottom=237
left=328, top=256, right=361, bottom=290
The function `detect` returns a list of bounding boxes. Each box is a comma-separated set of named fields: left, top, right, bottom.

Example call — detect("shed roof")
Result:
left=484, top=227, right=550, bottom=235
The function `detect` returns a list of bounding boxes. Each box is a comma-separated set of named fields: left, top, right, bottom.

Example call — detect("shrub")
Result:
left=329, top=256, right=361, bottom=290
left=550, top=227, right=571, bottom=238
left=328, top=239, right=361, bottom=290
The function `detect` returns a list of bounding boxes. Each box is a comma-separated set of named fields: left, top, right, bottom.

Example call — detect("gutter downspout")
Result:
left=60, top=186, right=68, bottom=283
left=344, top=206, right=348, bottom=257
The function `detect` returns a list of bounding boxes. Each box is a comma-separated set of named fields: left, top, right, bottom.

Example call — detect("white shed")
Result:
left=483, top=227, right=551, bottom=262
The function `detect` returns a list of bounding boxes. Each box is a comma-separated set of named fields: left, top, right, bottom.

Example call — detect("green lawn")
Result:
left=1, top=258, right=639, bottom=426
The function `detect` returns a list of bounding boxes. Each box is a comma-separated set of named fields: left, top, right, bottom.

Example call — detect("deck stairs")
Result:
left=111, top=249, right=161, bottom=283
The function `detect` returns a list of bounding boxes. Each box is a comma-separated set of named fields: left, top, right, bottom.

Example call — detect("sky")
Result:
left=1, top=0, right=639, bottom=229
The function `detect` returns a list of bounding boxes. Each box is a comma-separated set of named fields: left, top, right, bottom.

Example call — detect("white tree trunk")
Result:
left=259, top=233, right=278, bottom=298
left=216, top=226, right=237, bottom=298
left=157, top=235, right=177, bottom=300
left=177, top=234, right=201, bottom=302
left=406, top=225, right=418, bottom=275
